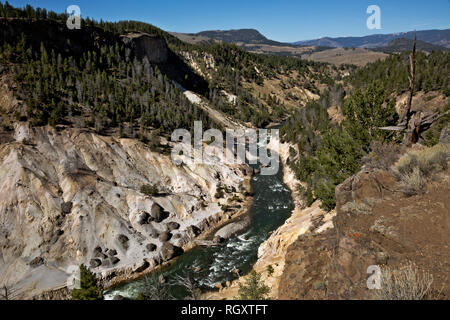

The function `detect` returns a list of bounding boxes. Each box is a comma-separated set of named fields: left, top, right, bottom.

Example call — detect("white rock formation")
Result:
left=0, top=123, right=248, bottom=298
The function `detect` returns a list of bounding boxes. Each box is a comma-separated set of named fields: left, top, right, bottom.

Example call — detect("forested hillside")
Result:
left=0, top=2, right=338, bottom=133
left=282, top=50, right=450, bottom=211
left=348, top=51, right=450, bottom=96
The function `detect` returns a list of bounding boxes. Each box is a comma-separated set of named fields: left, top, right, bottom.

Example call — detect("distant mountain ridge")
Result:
left=374, top=38, right=449, bottom=53
left=294, top=29, right=450, bottom=49
left=194, top=28, right=291, bottom=46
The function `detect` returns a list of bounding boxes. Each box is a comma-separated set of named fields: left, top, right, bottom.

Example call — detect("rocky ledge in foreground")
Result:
left=278, top=144, right=450, bottom=300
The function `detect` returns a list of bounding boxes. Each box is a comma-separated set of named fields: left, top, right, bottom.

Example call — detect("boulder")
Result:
left=93, top=247, right=103, bottom=254
left=134, top=260, right=150, bottom=273
left=137, top=212, right=151, bottom=225
left=146, top=243, right=157, bottom=252
left=215, top=217, right=251, bottom=240
left=148, top=229, right=159, bottom=238
left=187, top=225, right=201, bottom=238
left=50, top=230, right=64, bottom=245
left=118, top=234, right=129, bottom=249
left=90, top=259, right=102, bottom=268
left=159, top=231, right=172, bottom=242
left=107, top=249, right=118, bottom=257
left=110, top=257, right=120, bottom=265
left=213, top=236, right=225, bottom=244
left=166, top=222, right=180, bottom=231
left=29, top=257, right=44, bottom=268
left=113, top=295, right=125, bottom=300
left=61, top=202, right=73, bottom=215
left=160, top=243, right=183, bottom=261
left=150, top=203, right=169, bottom=223
left=95, top=252, right=108, bottom=259
left=102, top=259, right=111, bottom=268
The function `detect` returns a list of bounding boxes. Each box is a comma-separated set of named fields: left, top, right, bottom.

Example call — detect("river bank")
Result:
left=101, top=175, right=254, bottom=292
left=203, top=138, right=335, bottom=300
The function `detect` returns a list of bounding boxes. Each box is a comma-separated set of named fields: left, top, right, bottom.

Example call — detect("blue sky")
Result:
left=5, top=0, right=450, bottom=42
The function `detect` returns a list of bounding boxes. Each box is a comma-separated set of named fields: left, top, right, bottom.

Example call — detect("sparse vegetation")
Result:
left=362, top=141, right=403, bottom=170
left=137, top=273, right=172, bottom=300
left=237, top=270, right=270, bottom=300
left=374, top=262, right=434, bottom=300
left=71, top=265, right=104, bottom=300
left=171, top=273, right=201, bottom=300
left=215, top=183, right=225, bottom=199
left=392, top=144, right=449, bottom=195
left=140, top=184, right=159, bottom=197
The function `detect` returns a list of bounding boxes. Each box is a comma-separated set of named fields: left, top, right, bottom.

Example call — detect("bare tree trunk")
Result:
left=403, top=31, right=418, bottom=145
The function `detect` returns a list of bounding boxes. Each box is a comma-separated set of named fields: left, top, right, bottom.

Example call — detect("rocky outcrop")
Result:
left=121, top=33, right=169, bottom=64
left=214, top=217, right=251, bottom=240
left=0, top=123, right=248, bottom=299
left=278, top=163, right=450, bottom=300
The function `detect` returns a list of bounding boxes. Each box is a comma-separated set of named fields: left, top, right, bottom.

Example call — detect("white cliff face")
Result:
left=0, top=123, right=248, bottom=298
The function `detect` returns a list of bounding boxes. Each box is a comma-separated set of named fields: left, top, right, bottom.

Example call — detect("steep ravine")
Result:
left=104, top=129, right=296, bottom=299
left=205, top=136, right=335, bottom=300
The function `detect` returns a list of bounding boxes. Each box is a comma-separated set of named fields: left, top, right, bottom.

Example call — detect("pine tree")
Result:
left=237, top=271, right=270, bottom=300
left=71, top=265, right=104, bottom=300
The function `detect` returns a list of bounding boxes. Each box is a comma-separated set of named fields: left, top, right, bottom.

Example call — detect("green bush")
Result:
left=237, top=271, right=270, bottom=300
left=267, top=265, right=274, bottom=277
left=423, top=105, right=450, bottom=147
left=285, top=81, right=398, bottom=211
left=140, top=184, right=159, bottom=196
left=71, top=265, right=103, bottom=300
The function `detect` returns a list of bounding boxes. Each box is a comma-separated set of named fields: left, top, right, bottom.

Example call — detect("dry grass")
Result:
left=341, top=198, right=380, bottom=215
left=374, top=262, right=434, bottom=300
left=392, top=144, right=450, bottom=195
left=303, top=48, right=388, bottom=67
left=363, top=141, right=403, bottom=170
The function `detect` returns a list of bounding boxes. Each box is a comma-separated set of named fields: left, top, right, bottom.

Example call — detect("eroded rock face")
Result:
left=121, top=33, right=169, bottom=64
left=278, top=166, right=450, bottom=300
left=0, top=123, right=246, bottom=298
